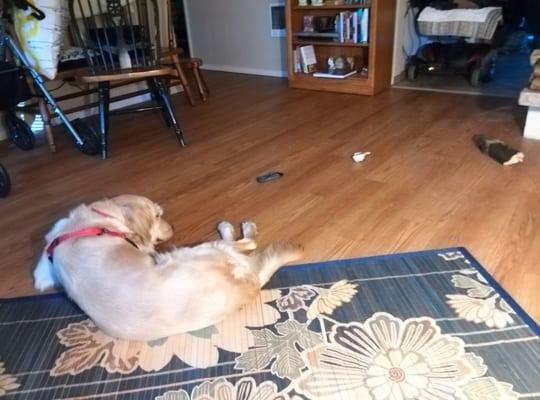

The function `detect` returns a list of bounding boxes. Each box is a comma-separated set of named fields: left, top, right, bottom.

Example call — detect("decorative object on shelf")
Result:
left=298, top=0, right=308, bottom=6
left=314, top=55, right=357, bottom=78
left=303, top=15, right=315, bottom=32
left=311, top=0, right=325, bottom=6
left=315, top=16, right=335, bottom=32
left=327, top=57, right=336, bottom=71
left=347, top=56, right=355, bottom=70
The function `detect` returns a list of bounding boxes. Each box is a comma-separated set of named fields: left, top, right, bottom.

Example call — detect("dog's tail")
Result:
left=33, top=251, right=58, bottom=291
left=255, top=243, right=303, bottom=287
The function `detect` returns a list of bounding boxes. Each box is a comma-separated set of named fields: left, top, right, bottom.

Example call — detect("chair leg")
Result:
left=199, top=68, right=210, bottom=96
left=37, top=97, right=56, bottom=153
left=149, top=78, right=172, bottom=127
left=97, top=82, right=110, bottom=159
left=171, top=53, right=195, bottom=106
left=155, top=78, right=185, bottom=147
left=191, top=65, right=207, bottom=102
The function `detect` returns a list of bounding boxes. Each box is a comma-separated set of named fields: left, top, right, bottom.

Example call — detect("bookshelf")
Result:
left=286, top=0, right=396, bottom=95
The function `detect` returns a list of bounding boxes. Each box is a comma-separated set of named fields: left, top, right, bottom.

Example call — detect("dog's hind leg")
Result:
left=217, top=221, right=236, bottom=241
left=241, top=221, right=258, bottom=239
left=217, top=221, right=257, bottom=252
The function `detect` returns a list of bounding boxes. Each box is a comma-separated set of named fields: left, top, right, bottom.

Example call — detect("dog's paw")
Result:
left=241, top=221, right=258, bottom=239
left=217, top=221, right=236, bottom=241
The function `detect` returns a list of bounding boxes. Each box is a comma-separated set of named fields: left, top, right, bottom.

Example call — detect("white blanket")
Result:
left=418, top=6, right=500, bottom=24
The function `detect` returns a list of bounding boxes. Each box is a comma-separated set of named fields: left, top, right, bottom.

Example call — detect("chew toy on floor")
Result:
left=473, top=134, right=524, bottom=166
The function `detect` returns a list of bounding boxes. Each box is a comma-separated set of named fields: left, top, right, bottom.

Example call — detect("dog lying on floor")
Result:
left=33, top=195, right=302, bottom=341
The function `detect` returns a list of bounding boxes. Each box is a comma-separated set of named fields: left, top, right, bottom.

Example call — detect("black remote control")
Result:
left=256, top=171, right=284, bottom=183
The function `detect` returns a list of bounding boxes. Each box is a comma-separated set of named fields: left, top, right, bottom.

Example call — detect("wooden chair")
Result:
left=162, top=0, right=209, bottom=103
left=68, top=0, right=185, bottom=159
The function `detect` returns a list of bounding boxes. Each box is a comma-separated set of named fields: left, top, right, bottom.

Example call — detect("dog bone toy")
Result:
left=352, top=151, right=371, bottom=163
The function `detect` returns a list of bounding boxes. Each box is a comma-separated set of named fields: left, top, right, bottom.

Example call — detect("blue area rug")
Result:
left=0, top=248, right=539, bottom=399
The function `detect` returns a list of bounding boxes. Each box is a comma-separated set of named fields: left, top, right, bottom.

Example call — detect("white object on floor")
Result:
left=352, top=151, right=371, bottom=163
left=523, top=107, right=540, bottom=140
left=519, top=89, right=540, bottom=140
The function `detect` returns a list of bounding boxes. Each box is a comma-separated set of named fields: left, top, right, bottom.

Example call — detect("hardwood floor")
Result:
left=1, top=71, right=539, bottom=322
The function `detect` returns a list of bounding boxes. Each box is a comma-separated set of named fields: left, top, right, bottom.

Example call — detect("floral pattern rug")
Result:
left=0, top=248, right=539, bottom=399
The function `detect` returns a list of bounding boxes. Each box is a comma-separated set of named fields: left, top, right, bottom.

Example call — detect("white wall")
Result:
left=184, top=0, right=287, bottom=77
left=391, top=0, right=422, bottom=82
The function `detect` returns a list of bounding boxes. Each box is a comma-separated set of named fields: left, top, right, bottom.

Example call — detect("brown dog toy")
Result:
left=473, top=134, right=524, bottom=166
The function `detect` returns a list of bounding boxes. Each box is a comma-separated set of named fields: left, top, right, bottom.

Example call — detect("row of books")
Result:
left=337, top=9, right=369, bottom=43
left=293, top=45, right=317, bottom=74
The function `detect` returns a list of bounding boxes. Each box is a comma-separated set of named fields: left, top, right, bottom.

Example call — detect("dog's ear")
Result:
left=87, top=199, right=125, bottom=221
left=116, top=202, right=154, bottom=248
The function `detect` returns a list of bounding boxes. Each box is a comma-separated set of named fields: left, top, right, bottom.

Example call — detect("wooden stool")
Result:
left=181, top=58, right=209, bottom=102
left=161, top=47, right=196, bottom=106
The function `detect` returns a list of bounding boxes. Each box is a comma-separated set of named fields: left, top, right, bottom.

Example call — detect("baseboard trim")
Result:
left=201, top=64, right=287, bottom=78
left=392, top=71, right=406, bottom=84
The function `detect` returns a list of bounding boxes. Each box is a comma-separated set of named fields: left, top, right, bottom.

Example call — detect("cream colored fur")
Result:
left=33, top=195, right=302, bottom=341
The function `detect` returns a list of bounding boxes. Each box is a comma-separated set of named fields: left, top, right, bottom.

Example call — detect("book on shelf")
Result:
left=294, top=47, right=302, bottom=73
left=299, top=45, right=317, bottom=73
left=313, top=69, right=358, bottom=79
left=360, top=8, right=369, bottom=43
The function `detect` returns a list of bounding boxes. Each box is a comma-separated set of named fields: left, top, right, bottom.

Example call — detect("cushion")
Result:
left=13, top=0, right=68, bottom=80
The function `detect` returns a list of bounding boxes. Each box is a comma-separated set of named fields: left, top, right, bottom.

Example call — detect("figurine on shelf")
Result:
left=347, top=56, right=355, bottom=70
left=311, top=0, right=325, bottom=6
left=335, top=56, right=346, bottom=70
left=328, top=57, right=336, bottom=72
left=298, top=0, right=308, bottom=6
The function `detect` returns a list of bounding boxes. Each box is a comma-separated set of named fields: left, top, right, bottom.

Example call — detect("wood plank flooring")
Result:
left=1, top=71, right=539, bottom=322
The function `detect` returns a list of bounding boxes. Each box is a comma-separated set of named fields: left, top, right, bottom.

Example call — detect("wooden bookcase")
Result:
left=286, top=0, right=396, bottom=95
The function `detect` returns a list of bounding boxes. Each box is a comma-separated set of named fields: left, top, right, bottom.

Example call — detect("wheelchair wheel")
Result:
left=406, top=63, right=418, bottom=81
left=5, top=111, right=35, bottom=151
left=71, top=119, right=100, bottom=156
left=0, top=163, right=11, bottom=198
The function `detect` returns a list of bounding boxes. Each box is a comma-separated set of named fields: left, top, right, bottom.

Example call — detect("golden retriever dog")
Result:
left=33, top=195, right=301, bottom=341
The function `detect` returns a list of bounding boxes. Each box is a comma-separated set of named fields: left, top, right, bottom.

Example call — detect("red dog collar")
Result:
left=46, top=227, right=126, bottom=261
